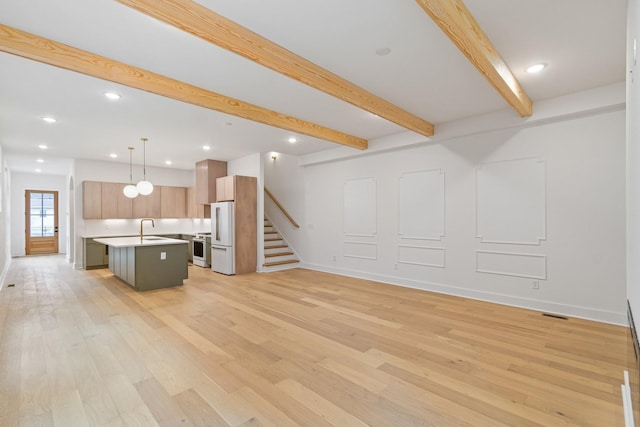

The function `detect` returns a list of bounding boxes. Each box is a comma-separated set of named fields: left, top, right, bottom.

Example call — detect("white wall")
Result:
left=0, top=146, right=9, bottom=287
left=264, top=152, right=306, bottom=258
left=627, top=0, right=640, bottom=333
left=267, top=106, right=627, bottom=324
left=10, top=172, right=68, bottom=257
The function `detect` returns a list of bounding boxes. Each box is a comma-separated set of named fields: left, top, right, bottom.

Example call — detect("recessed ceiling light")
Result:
left=165, top=160, right=172, bottom=165
left=526, top=63, right=546, bottom=73
left=376, top=47, right=391, bottom=56
left=35, top=169, right=42, bottom=173
left=36, top=158, right=44, bottom=163
left=224, top=122, right=233, bottom=126
left=288, top=137, right=297, bottom=143
left=110, top=153, right=118, bottom=158
left=203, top=145, right=211, bottom=151
left=42, top=117, right=56, bottom=124
left=104, top=92, right=121, bottom=100
left=38, top=144, right=48, bottom=150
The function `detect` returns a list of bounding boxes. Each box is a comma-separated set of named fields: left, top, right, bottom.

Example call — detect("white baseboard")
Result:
left=300, top=262, right=627, bottom=326
left=0, top=257, right=11, bottom=291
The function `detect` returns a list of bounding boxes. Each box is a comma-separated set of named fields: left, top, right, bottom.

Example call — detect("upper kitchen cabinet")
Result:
left=133, top=189, right=161, bottom=218
left=187, top=187, right=210, bottom=219
left=196, top=159, right=227, bottom=204
left=101, top=182, right=133, bottom=219
left=83, top=181, right=102, bottom=219
left=216, top=175, right=235, bottom=202
left=160, top=186, right=187, bottom=218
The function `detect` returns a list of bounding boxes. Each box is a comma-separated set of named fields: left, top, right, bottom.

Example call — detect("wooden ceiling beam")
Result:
left=114, top=0, right=435, bottom=137
left=415, top=0, right=533, bottom=117
left=0, top=24, right=367, bottom=150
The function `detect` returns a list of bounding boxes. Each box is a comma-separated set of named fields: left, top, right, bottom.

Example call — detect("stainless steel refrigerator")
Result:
left=211, top=201, right=235, bottom=275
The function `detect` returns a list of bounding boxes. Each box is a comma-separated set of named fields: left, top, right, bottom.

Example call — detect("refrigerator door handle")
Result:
left=215, top=207, right=220, bottom=241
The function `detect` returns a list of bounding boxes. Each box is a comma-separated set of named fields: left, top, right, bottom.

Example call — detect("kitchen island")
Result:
left=94, top=236, right=188, bottom=291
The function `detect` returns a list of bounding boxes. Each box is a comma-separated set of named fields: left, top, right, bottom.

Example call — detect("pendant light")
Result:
left=123, top=146, right=139, bottom=198
left=136, top=137, right=154, bottom=195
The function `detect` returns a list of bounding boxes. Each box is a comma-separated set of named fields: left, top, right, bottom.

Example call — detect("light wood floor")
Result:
left=0, top=255, right=634, bottom=426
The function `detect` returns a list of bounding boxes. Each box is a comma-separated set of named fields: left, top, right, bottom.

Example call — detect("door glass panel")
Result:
left=29, top=192, right=55, bottom=237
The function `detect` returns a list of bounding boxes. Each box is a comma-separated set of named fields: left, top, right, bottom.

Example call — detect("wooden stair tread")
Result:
left=264, top=237, right=282, bottom=242
left=265, top=244, right=288, bottom=249
left=264, top=231, right=277, bottom=235
left=265, top=251, right=294, bottom=258
left=263, top=259, right=299, bottom=267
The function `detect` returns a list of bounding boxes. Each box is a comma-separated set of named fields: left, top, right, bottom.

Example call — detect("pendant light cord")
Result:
left=141, top=137, right=148, bottom=180
left=128, top=146, right=134, bottom=183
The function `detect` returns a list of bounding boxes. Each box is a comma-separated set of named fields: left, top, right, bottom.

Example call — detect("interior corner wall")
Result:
left=0, top=145, right=9, bottom=286
left=628, top=0, right=640, bottom=324
left=301, top=109, right=626, bottom=324
left=10, top=172, right=68, bottom=257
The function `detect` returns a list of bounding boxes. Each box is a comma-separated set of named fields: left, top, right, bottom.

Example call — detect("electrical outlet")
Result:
left=160, top=252, right=166, bottom=260
left=532, top=280, right=540, bottom=290
left=332, top=255, right=337, bottom=262
left=394, top=263, right=399, bottom=270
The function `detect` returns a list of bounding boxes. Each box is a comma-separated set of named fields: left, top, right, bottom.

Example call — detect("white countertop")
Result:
left=81, top=232, right=206, bottom=239
left=93, top=236, right=188, bottom=248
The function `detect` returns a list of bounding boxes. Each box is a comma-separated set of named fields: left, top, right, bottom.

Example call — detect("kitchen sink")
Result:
left=142, top=236, right=167, bottom=241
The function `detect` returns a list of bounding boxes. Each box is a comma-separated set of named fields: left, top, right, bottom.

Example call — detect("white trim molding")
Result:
left=475, top=250, right=547, bottom=280
left=398, top=245, right=445, bottom=268
left=343, top=241, right=377, bottom=260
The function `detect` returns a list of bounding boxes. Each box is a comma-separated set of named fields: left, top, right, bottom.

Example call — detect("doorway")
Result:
left=25, top=190, right=59, bottom=255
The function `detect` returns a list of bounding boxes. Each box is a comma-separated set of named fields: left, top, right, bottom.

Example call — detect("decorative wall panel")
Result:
left=344, top=177, right=376, bottom=237
left=476, top=158, right=546, bottom=245
left=398, top=245, right=445, bottom=268
left=344, top=241, right=377, bottom=260
left=476, top=250, right=547, bottom=279
left=398, top=169, right=445, bottom=240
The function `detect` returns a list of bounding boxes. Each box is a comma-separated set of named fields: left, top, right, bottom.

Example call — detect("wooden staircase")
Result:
left=263, top=217, right=299, bottom=269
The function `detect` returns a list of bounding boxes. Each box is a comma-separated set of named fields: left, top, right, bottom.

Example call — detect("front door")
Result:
left=25, top=190, right=59, bottom=255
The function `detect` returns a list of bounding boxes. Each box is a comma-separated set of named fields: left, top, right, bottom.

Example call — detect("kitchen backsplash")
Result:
left=82, top=218, right=211, bottom=237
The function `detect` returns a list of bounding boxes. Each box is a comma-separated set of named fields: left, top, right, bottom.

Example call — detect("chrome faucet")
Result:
left=140, top=218, right=155, bottom=240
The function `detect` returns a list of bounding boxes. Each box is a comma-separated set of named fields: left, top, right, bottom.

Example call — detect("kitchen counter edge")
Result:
left=93, top=236, right=188, bottom=248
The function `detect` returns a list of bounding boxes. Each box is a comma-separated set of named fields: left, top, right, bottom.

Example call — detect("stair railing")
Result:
left=264, top=187, right=300, bottom=228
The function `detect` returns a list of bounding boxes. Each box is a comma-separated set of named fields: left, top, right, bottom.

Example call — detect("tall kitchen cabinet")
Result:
left=216, top=175, right=257, bottom=274
left=196, top=159, right=227, bottom=204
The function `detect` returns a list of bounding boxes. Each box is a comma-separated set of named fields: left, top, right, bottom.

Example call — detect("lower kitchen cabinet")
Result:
left=84, top=238, right=109, bottom=269
left=181, top=234, right=194, bottom=262
left=205, top=236, right=211, bottom=265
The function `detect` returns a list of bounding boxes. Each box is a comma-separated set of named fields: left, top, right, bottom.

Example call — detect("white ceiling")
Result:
left=0, top=0, right=627, bottom=175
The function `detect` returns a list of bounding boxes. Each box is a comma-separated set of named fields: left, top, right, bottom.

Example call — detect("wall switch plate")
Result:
left=532, top=280, right=540, bottom=289
left=160, top=252, right=166, bottom=260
